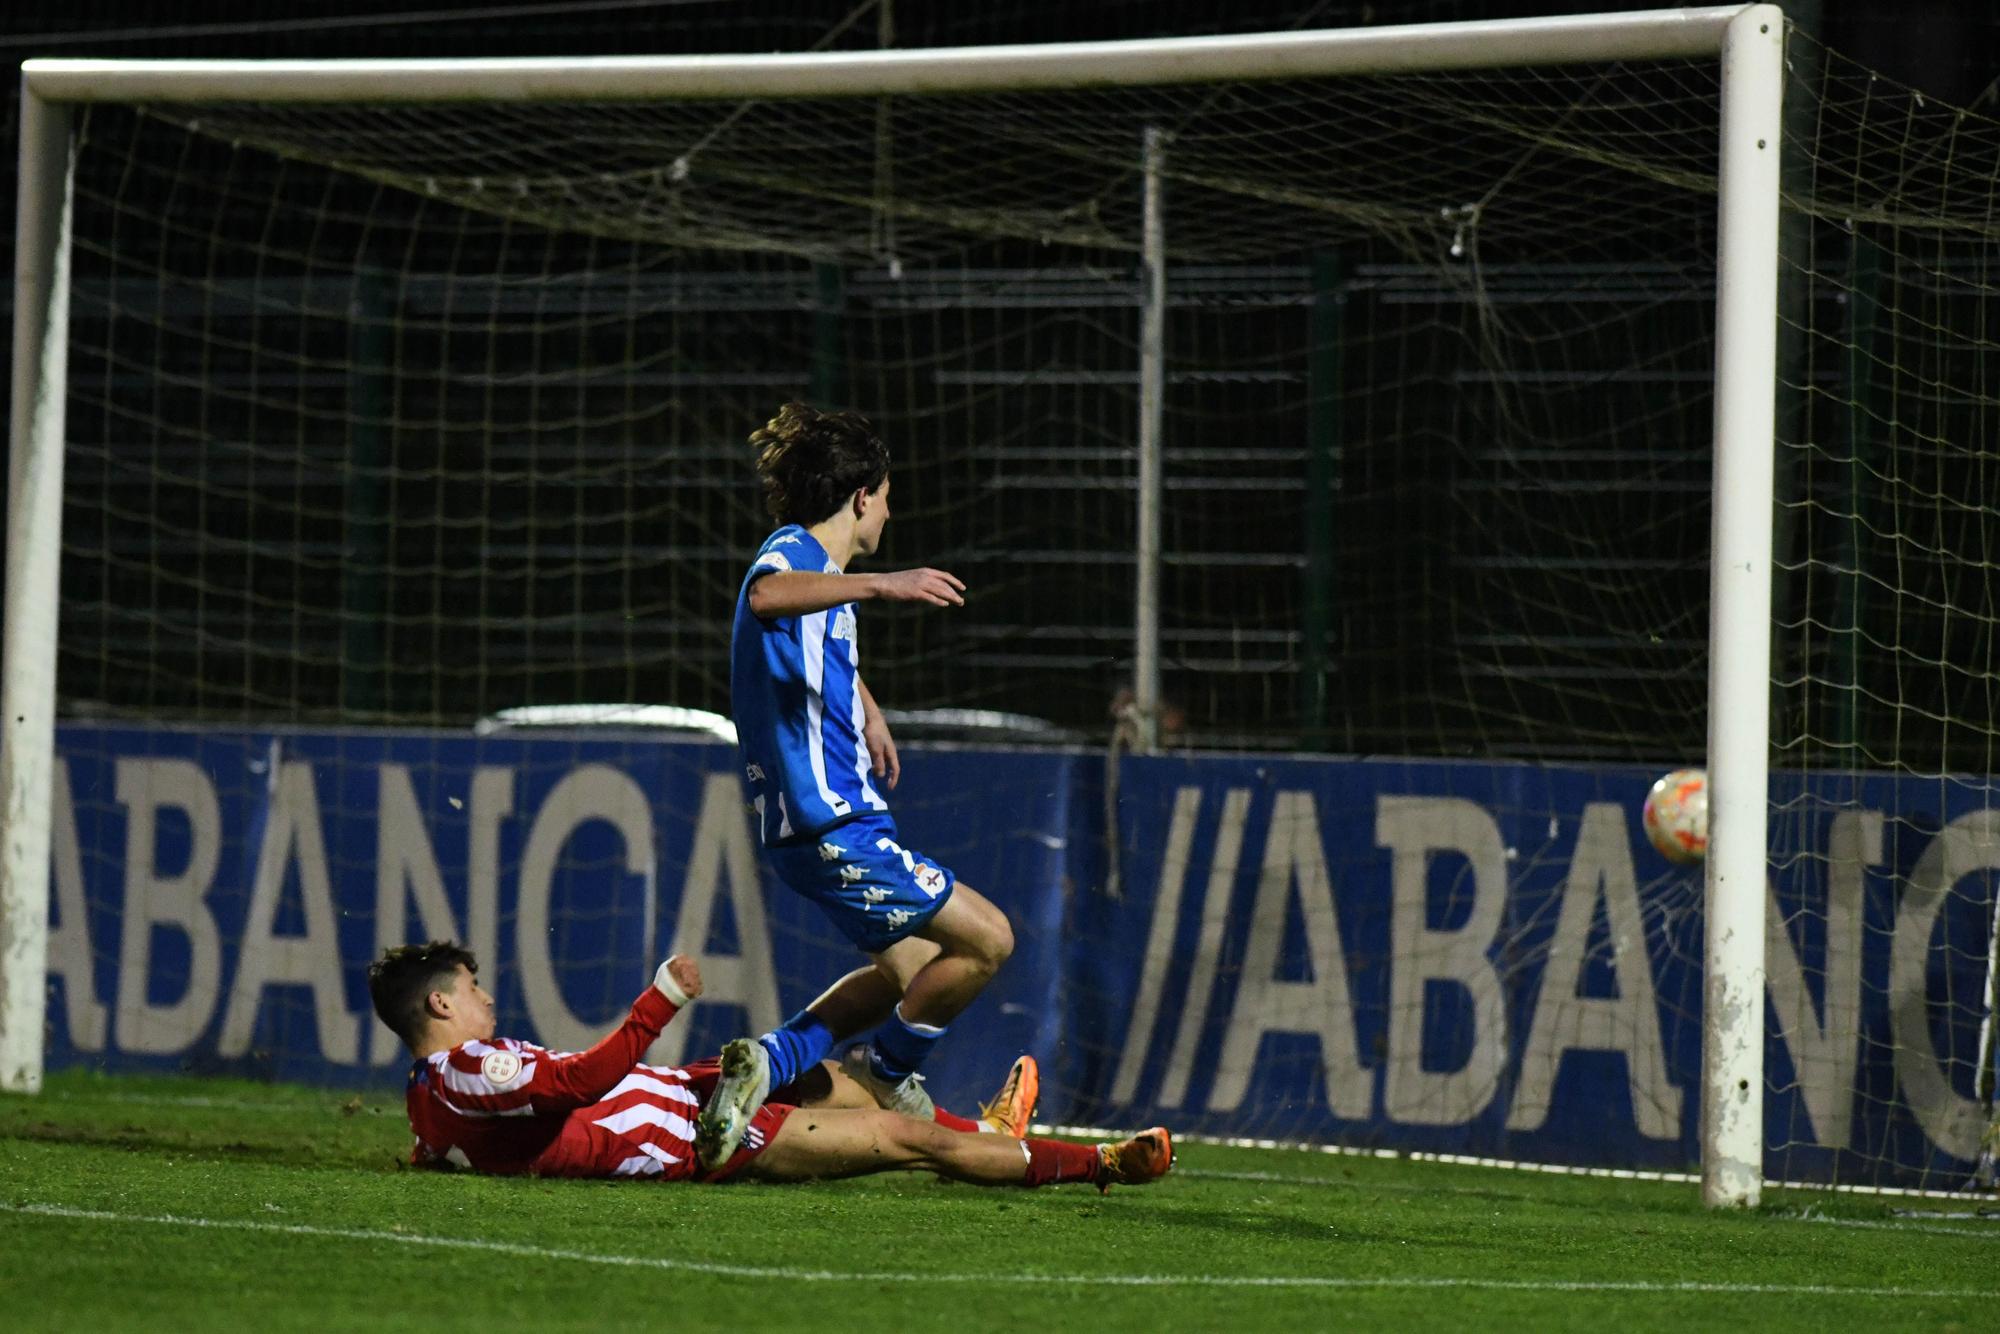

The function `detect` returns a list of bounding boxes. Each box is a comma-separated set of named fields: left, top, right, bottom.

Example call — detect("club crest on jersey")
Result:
left=481, top=1049, right=523, bottom=1086
left=913, top=864, right=948, bottom=897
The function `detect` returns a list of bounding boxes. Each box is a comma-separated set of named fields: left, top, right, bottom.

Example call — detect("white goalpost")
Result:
left=1700, top=5, right=1784, bottom=1211
left=3, top=6, right=1786, bottom=1208
left=2, top=82, right=75, bottom=1098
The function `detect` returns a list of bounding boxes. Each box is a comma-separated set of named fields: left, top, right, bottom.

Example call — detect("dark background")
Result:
left=3, top=2, right=1997, bottom=770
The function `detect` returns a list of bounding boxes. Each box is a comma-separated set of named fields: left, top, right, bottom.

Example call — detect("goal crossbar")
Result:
left=22, top=7, right=1752, bottom=104
left=3, top=6, right=1786, bottom=1213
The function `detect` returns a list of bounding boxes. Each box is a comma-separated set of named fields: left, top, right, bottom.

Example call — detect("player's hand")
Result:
left=870, top=567, right=965, bottom=607
left=864, top=711, right=900, bottom=791
left=654, top=954, right=703, bottom=1006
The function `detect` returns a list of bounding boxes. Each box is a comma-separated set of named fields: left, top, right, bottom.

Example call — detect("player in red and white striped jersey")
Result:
left=368, top=941, right=1171, bottom=1191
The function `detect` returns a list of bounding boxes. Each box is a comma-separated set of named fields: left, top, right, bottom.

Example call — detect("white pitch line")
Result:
left=1035, top=1122, right=1990, bottom=1202
left=1033, top=1121, right=1700, bottom=1187
left=1182, top=1166, right=2000, bottom=1218
left=1790, top=1214, right=2000, bottom=1243
left=4, top=1202, right=1996, bottom=1298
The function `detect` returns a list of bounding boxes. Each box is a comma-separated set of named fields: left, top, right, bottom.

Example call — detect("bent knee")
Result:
left=929, top=886, right=1014, bottom=974
left=963, top=902, right=1013, bottom=973
left=985, top=911, right=1015, bottom=969
left=875, top=936, right=941, bottom=991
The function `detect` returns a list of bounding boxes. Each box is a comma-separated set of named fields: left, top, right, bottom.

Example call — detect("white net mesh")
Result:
left=1763, top=33, right=2000, bottom=1190
left=68, top=58, right=1740, bottom=751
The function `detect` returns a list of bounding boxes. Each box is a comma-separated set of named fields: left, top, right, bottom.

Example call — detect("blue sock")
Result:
left=758, top=1009, right=833, bottom=1092
left=868, top=1003, right=947, bottom=1082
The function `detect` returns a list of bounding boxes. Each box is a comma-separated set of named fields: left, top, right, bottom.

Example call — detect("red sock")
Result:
left=932, top=1106, right=982, bottom=1134
left=1023, top=1137, right=1101, bottom=1188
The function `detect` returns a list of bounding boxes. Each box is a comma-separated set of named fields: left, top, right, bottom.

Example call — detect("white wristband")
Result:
left=652, top=959, right=691, bottom=1008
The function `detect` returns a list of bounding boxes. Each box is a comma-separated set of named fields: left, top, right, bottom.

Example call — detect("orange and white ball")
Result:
left=1642, top=768, right=1708, bottom=864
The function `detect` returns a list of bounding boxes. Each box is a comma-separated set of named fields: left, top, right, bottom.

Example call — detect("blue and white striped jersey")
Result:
left=729, top=525, right=889, bottom=846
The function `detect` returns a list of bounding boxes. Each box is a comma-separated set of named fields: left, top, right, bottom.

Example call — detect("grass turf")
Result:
left=1, top=1070, right=1992, bottom=1332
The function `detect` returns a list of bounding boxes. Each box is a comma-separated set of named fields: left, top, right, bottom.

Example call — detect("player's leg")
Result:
left=748, top=834, right=1007, bottom=1114
left=791, top=1050, right=1040, bottom=1137
left=729, top=832, right=944, bottom=1101
left=813, top=938, right=939, bottom=1034
left=756, top=935, right=937, bottom=1087
left=699, top=981, right=1025, bottom=1169
left=742, top=1107, right=1031, bottom=1184
left=901, top=882, right=1014, bottom=1025
left=723, top=940, right=937, bottom=1122
left=747, top=962, right=890, bottom=1100
left=847, top=883, right=1013, bottom=1108
left=871, top=935, right=942, bottom=1000
left=698, top=947, right=960, bottom=1169
left=736, top=1105, right=1172, bottom=1191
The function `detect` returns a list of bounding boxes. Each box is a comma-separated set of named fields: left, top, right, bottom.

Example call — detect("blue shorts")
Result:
left=766, top=813, right=956, bottom=954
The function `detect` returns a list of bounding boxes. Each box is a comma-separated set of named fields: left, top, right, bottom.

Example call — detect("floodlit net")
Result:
left=45, top=35, right=2000, bottom=1188
left=65, top=63, right=1737, bottom=750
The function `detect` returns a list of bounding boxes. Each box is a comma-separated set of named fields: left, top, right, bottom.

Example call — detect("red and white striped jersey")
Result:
left=405, top=986, right=709, bottom=1179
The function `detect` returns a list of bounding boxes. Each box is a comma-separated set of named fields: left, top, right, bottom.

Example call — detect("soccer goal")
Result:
left=8, top=5, right=1995, bottom=1207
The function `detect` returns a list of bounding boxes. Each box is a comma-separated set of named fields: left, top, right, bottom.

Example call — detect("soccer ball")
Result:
left=1642, top=768, right=1708, bottom=864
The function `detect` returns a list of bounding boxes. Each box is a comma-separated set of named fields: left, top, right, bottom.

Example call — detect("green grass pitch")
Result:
left=1, top=1071, right=1992, bottom=1332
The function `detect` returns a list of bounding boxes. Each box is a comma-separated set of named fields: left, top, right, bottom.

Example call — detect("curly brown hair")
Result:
left=367, top=940, right=478, bottom=1047
left=750, top=402, right=890, bottom=526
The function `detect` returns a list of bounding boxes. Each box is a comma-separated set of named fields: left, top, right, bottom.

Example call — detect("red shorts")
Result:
left=680, top=1057, right=797, bottom=1183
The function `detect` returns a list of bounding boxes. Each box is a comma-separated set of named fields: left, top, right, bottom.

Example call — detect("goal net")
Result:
left=10, top=10, right=1999, bottom=1196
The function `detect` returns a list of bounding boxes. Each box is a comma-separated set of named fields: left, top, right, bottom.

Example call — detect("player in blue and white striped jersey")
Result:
left=702, top=403, right=1017, bottom=1168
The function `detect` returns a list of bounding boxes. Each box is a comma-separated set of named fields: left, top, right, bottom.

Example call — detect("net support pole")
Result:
left=341, top=264, right=392, bottom=719
left=1302, top=251, right=1344, bottom=752
left=0, top=85, right=75, bottom=1095
left=1701, top=3, right=1785, bottom=1209
left=1134, top=125, right=1166, bottom=753
left=1835, top=230, right=1881, bottom=757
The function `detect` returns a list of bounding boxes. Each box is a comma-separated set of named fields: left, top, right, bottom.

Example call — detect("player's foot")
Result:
left=977, top=1054, right=1040, bottom=1137
left=695, top=1038, right=771, bottom=1171
left=1095, top=1127, right=1174, bottom=1193
left=841, top=1044, right=936, bottom=1120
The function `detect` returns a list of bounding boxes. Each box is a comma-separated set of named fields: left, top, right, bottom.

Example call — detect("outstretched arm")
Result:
left=523, top=956, right=704, bottom=1111
left=748, top=568, right=965, bottom=620
left=443, top=957, right=704, bottom=1116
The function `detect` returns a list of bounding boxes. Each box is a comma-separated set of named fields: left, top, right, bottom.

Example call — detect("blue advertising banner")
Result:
left=1084, top=756, right=1997, bottom=1185
left=41, top=723, right=2000, bottom=1186
left=44, top=725, right=1077, bottom=1114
